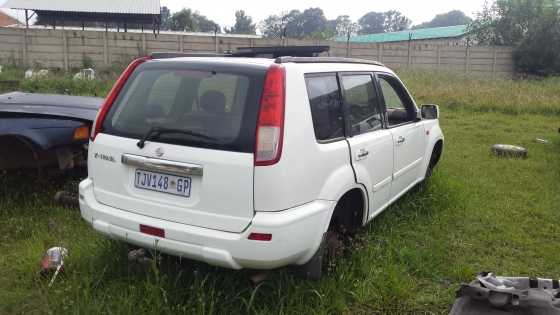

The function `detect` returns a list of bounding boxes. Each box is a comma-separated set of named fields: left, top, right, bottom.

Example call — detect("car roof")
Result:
left=150, top=56, right=393, bottom=74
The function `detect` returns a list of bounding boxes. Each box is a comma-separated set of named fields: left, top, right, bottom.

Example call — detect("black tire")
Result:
left=425, top=151, right=438, bottom=179
left=491, top=144, right=528, bottom=158
left=293, top=233, right=326, bottom=280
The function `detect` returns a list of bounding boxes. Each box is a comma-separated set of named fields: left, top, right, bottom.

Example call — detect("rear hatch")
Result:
left=89, top=59, right=267, bottom=233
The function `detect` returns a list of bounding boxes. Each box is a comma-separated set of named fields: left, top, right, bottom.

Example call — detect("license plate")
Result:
left=134, top=169, right=192, bottom=197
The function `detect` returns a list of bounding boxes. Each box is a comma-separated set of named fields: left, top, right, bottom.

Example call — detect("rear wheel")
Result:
left=293, top=230, right=341, bottom=280
left=293, top=190, right=364, bottom=280
left=293, top=233, right=326, bottom=280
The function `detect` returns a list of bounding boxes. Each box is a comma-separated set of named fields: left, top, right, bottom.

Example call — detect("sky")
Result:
left=1, top=0, right=488, bottom=29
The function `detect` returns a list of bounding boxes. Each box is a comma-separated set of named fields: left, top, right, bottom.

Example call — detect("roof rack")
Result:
left=233, top=46, right=329, bottom=58
left=274, top=56, right=385, bottom=67
left=151, top=46, right=331, bottom=60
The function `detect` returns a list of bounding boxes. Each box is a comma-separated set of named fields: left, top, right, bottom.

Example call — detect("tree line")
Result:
left=468, top=0, right=560, bottom=76
left=160, top=7, right=472, bottom=38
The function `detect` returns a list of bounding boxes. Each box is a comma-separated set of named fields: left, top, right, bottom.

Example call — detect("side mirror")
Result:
left=421, top=104, right=440, bottom=120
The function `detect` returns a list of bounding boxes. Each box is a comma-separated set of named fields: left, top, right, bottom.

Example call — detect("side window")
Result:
left=340, top=74, right=383, bottom=136
left=378, top=76, right=416, bottom=127
left=305, top=75, right=344, bottom=141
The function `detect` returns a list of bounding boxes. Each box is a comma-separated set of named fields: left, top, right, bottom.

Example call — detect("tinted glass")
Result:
left=102, top=63, right=265, bottom=152
left=341, top=75, right=383, bottom=135
left=305, top=75, right=344, bottom=141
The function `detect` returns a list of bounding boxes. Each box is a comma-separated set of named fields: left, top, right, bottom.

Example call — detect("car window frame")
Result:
left=338, top=71, right=387, bottom=138
left=304, top=72, right=347, bottom=144
left=375, top=72, right=420, bottom=129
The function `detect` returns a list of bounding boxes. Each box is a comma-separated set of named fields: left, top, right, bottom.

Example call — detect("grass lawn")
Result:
left=0, top=70, right=559, bottom=314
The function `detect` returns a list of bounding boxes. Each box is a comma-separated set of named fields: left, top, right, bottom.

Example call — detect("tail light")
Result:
left=90, top=56, right=151, bottom=141
left=255, top=64, right=285, bottom=166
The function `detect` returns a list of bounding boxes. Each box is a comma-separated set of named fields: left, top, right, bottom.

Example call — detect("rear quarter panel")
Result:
left=253, top=64, right=358, bottom=211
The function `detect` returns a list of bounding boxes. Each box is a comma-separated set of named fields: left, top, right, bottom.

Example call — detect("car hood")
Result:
left=0, top=92, right=104, bottom=121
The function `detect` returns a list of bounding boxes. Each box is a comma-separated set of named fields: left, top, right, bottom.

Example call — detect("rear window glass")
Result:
left=102, top=62, right=265, bottom=152
left=305, top=75, right=344, bottom=141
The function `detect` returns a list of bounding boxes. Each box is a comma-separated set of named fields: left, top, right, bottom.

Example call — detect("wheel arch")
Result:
left=328, top=185, right=368, bottom=233
left=0, top=135, right=44, bottom=171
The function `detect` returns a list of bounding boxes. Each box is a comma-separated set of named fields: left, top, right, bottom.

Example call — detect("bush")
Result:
left=469, top=0, right=560, bottom=76
left=513, top=10, right=560, bottom=76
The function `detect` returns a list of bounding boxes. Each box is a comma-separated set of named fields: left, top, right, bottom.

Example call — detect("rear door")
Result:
left=89, top=61, right=266, bottom=233
left=340, top=73, right=394, bottom=219
left=377, top=73, right=426, bottom=199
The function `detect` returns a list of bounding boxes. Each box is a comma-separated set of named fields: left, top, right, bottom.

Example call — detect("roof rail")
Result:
left=150, top=52, right=231, bottom=59
left=275, top=56, right=385, bottom=67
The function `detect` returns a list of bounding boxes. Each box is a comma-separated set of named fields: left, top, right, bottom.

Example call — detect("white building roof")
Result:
left=3, top=0, right=160, bottom=15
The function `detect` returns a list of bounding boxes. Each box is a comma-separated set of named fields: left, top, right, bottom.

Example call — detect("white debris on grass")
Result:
left=73, top=68, right=95, bottom=81
left=24, top=69, right=33, bottom=78
left=25, top=69, right=50, bottom=79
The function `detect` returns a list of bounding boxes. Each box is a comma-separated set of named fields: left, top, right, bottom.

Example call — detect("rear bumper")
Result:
left=79, top=178, right=335, bottom=270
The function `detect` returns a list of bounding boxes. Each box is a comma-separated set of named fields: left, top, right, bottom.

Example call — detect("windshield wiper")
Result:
left=137, top=126, right=217, bottom=149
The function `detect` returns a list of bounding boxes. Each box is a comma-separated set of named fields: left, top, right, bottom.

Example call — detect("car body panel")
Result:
left=0, top=92, right=103, bottom=171
left=0, top=92, right=102, bottom=121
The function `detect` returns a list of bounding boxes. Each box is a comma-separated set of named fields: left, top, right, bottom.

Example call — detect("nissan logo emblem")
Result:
left=155, top=147, right=164, bottom=157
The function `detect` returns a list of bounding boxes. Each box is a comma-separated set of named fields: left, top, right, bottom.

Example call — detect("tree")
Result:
left=226, top=10, right=256, bottom=34
left=283, top=10, right=305, bottom=38
left=168, top=9, right=220, bottom=33
left=514, top=9, right=560, bottom=75
left=358, top=12, right=385, bottom=34
left=357, top=11, right=411, bottom=34
left=160, top=6, right=171, bottom=30
left=469, top=0, right=560, bottom=75
left=327, top=15, right=354, bottom=37
left=383, top=10, right=412, bottom=32
left=259, top=14, right=284, bottom=38
left=413, top=10, right=472, bottom=29
left=259, top=8, right=329, bottom=39
left=300, top=8, right=328, bottom=38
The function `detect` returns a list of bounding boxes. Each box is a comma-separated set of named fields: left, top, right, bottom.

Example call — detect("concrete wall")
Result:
left=0, top=27, right=515, bottom=76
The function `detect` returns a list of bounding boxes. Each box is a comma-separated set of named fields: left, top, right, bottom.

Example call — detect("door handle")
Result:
left=356, top=149, right=369, bottom=160
left=397, top=136, right=406, bottom=145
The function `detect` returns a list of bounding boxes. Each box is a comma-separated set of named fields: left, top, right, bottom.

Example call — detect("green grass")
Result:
left=1, top=70, right=559, bottom=314
left=0, top=65, right=117, bottom=96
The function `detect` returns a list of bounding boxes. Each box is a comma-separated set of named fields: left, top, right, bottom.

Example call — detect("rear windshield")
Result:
left=102, top=61, right=266, bottom=152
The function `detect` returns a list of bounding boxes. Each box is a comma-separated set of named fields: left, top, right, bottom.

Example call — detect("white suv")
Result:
left=79, top=50, right=444, bottom=279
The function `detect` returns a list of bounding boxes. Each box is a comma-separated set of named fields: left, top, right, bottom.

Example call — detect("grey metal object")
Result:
left=491, top=144, right=528, bottom=159
left=451, top=272, right=560, bottom=315
left=121, top=154, right=204, bottom=177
